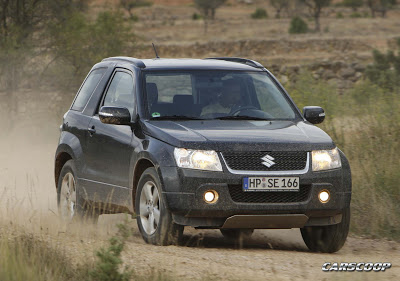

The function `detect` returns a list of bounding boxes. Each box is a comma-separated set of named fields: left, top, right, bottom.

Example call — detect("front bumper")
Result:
left=158, top=155, right=351, bottom=228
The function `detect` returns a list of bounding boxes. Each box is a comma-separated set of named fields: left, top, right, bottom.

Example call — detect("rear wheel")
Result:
left=135, top=167, right=183, bottom=245
left=301, top=207, right=350, bottom=253
left=220, top=229, right=254, bottom=241
left=57, top=160, right=99, bottom=224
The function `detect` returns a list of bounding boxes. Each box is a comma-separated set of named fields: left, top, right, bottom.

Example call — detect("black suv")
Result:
left=55, top=57, right=351, bottom=253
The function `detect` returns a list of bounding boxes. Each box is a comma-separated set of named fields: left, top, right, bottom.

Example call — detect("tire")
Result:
left=220, top=229, right=254, bottom=241
left=57, top=160, right=99, bottom=224
left=301, top=207, right=350, bottom=253
left=135, top=167, right=183, bottom=246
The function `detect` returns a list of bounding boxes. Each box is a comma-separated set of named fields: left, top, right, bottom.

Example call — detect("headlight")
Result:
left=174, top=148, right=222, bottom=171
left=312, top=148, right=342, bottom=171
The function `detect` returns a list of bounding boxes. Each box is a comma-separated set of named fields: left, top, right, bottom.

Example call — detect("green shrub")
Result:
left=365, top=38, right=400, bottom=90
left=350, top=11, right=362, bottom=18
left=288, top=16, right=308, bottom=34
left=192, top=12, right=202, bottom=20
left=89, top=217, right=132, bottom=281
left=336, top=12, right=344, bottom=18
left=251, top=8, right=268, bottom=19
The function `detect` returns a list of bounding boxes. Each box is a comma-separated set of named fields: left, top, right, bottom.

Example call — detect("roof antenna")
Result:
left=152, top=43, right=160, bottom=59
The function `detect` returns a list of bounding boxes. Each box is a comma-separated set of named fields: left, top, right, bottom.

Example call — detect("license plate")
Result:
left=243, top=177, right=300, bottom=192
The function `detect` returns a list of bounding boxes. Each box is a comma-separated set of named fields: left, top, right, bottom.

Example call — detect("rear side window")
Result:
left=71, top=68, right=106, bottom=111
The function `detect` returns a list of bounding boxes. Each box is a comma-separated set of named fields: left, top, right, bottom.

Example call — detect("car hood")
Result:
left=142, top=120, right=335, bottom=151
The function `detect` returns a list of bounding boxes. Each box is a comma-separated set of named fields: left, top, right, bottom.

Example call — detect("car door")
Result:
left=82, top=69, right=138, bottom=209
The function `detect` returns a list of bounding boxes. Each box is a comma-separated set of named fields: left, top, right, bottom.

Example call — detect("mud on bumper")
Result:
left=159, top=165, right=351, bottom=229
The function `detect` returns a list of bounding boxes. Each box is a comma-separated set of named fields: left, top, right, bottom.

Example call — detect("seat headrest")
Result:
left=173, top=95, right=193, bottom=105
left=146, top=83, right=158, bottom=105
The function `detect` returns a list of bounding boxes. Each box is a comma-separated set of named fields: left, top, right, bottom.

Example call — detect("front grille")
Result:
left=222, top=151, right=308, bottom=171
left=228, top=184, right=312, bottom=203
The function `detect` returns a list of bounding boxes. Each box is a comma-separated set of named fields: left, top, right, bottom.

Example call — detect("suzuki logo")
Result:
left=261, top=154, right=275, bottom=168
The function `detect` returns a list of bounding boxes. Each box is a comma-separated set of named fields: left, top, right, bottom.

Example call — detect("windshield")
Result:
left=144, top=71, right=298, bottom=120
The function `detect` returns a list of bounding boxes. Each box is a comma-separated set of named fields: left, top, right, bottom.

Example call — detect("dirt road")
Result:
left=0, top=105, right=399, bottom=281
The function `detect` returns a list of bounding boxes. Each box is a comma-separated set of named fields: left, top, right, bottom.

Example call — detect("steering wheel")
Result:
left=230, top=105, right=260, bottom=116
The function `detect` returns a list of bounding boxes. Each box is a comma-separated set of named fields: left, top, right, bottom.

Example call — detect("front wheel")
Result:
left=135, top=167, right=183, bottom=245
left=301, top=207, right=350, bottom=253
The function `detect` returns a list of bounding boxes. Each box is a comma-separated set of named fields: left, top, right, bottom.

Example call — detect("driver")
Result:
left=201, top=79, right=242, bottom=116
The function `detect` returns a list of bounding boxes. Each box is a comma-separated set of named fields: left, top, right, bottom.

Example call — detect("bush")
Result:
left=192, top=12, right=202, bottom=20
left=365, top=38, right=400, bottom=90
left=289, top=16, right=308, bottom=34
left=350, top=11, right=362, bottom=18
left=251, top=8, right=268, bottom=19
left=336, top=12, right=344, bottom=18
left=89, top=217, right=132, bottom=281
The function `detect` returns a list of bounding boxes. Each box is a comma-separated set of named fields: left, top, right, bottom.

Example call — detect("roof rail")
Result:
left=102, top=56, right=146, bottom=68
left=205, top=57, right=264, bottom=69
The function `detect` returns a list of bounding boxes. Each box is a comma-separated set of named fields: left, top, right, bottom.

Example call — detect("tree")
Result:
left=365, top=38, right=400, bottom=90
left=270, top=0, right=289, bottom=18
left=300, top=0, right=331, bottom=32
left=193, top=0, right=227, bottom=33
left=119, top=0, right=152, bottom=20
left=377, top=0, right=396, bottom=17
left=48, top=10, right=134, bottom=87
left=342, top=0, right=363, bottom=11
left=289, top=16, right=309, bottom=34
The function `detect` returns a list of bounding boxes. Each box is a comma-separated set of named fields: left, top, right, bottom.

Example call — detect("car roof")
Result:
left=102, top=57, right=265, bottom=71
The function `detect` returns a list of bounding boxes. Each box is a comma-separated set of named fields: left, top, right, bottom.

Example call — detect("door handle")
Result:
left=88, top=126, right=96, bottom=135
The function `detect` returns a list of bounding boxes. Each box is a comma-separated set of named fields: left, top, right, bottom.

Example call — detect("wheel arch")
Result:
left=132, top=158, right=157, bottom=209
left=54, top=151, right=73, bottom=188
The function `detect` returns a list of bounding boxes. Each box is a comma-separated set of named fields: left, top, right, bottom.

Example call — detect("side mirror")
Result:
left=99, top=106, right=131, bottom=125
left=303, top=106, right=325, bottom=124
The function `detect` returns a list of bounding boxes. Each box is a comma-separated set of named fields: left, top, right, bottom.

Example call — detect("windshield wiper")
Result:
left=150, top=115, right=205, bottom=120
left=214, top=115, right=271, bottom=121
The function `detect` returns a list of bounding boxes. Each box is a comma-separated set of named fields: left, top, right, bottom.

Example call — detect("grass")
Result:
left=0, top=221, right=175, bottom=281
left=287, top=72, right=400, bottom=241
left=0, top=232, right=89, bottom=281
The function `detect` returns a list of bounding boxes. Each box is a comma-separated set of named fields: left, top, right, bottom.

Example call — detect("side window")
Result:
left=71, top=68, right=106, bottom=111
left=103, top=71, right=135, bottom=116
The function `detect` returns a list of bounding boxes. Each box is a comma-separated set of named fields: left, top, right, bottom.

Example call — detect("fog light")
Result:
left=204, top=190, right=219, bottom=204
left=318, top=190, right=330, bottom=203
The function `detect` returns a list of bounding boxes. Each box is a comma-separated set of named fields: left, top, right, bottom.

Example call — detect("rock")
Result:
left=320, top=58, right=331, bottom=67
left=316, top=67, right=325, bottom=76
left=332, top=61, right=345, bottom=71
left=280, top=75, right=289, bottom=84
left=340, top=67, right=356, bottom=79
left=354, top=63, right=366, bottom=72
left=290, top=65, right=300, bottom=74
left=328, top=78, right=340, bottom=87
left=323, top=69, right=336, bottom=80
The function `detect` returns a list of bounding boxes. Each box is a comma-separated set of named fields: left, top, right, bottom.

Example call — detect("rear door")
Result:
left=82, top=68, right=138, bottom=209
